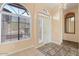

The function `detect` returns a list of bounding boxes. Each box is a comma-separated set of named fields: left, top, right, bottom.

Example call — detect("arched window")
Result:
left=65, top=12, right=75, bottom=34
left=3, top=3, right=30, bottom=16
left=1, top=3, right=32, bottom=43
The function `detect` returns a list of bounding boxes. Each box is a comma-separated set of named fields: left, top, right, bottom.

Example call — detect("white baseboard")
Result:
left=51, top=41, right=62, bottom=45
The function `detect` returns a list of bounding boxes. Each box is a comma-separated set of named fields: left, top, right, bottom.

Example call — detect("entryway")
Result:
left=37, top=11, right=52, bottom=44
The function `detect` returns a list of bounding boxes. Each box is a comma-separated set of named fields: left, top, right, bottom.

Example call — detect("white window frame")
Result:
left=0, top=11, right=32, bottom=45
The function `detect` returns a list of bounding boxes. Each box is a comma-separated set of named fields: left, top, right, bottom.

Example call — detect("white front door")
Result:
left=38, top=14, right=52, bottom=44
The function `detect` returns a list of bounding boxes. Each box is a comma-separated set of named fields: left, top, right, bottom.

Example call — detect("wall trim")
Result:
left=51, top=41, right=62, bottom=45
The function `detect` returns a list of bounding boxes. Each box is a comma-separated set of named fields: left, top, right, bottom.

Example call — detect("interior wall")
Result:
left=63, top=6, right=78, bottom=43
left=77, top=4, right=79, bottom=43
left=52, top=5, right=64, bottom=45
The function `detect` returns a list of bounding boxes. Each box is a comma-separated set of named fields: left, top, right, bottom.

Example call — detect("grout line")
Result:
left=38, top=42, right=78, bottom=56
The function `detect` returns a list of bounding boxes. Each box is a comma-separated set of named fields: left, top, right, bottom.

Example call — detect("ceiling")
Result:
left=64, top=3, right=78, bottom=10
left=1, top=3, right=78, bottom=9
left=42, top=3, right=78, bottom=10
left=1, top=3, right=78, bottom=12
left=42, top=3, right=61, bottom=8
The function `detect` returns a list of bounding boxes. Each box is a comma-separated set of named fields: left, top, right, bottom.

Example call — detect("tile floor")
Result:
left=38, top=40, right=79, bottom=56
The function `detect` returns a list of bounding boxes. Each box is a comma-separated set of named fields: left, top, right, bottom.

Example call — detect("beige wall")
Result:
left=78, top=4, right=79, bottom=43
left=63, top=6, right=78, bottom=43
left=52, top=5, right=64, bottom=44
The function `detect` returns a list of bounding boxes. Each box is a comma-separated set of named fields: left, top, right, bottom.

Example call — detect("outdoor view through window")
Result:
left=1, top=3, right=31, bottom=43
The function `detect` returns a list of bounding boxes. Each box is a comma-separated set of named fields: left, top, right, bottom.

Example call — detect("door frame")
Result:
left=37, top=13, right=52, bottom=44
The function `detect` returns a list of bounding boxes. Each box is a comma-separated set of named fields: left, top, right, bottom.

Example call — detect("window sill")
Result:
left=0, top=38, right=31, bottom=45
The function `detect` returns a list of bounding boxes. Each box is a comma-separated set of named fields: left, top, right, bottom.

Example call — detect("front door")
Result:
left=37, top=14, right=52, bottom=44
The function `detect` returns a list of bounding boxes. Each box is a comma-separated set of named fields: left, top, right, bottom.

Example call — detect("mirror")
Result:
left=65, top=13, right=75, bottom=34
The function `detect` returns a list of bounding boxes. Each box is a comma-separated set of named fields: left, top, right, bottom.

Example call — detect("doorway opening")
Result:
left=37, top=9, right=52, bottom=44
